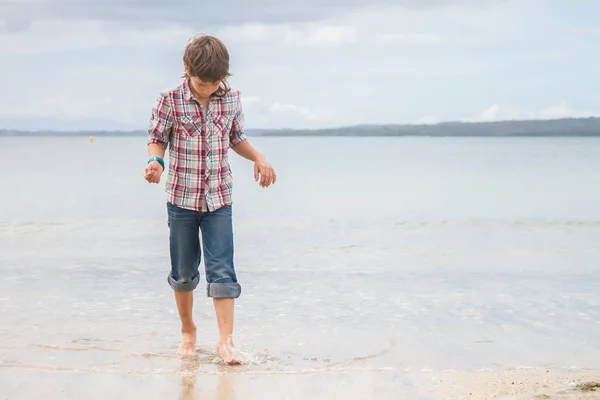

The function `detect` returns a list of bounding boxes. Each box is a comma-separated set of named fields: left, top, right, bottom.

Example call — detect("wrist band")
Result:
left=148, top=156, right=165, bottom=170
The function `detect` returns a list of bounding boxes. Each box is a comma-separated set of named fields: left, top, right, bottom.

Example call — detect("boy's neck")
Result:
left=188, top=84, right=211, bottom=109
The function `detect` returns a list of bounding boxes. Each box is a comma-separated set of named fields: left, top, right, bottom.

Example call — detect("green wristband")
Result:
left=148, top=156, right=165, bottom=170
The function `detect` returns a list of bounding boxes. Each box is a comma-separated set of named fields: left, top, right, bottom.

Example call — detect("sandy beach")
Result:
left=414, top=367, right=600, bottom=399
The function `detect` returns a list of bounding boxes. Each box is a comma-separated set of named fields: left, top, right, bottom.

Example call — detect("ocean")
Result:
left=1, top=136, right=599, bottom=399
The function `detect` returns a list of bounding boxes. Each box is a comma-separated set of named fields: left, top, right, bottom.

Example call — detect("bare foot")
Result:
left=217, top=336, right=241, bottom=365
left=177, top=325, right=197, bottom=357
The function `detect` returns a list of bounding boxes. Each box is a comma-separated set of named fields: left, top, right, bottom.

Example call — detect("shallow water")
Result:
left=1, top=137, right=600, bottom=398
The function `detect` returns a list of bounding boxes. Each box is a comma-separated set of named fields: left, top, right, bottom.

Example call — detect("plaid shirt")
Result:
left=147, top=80, right=247, bottom=212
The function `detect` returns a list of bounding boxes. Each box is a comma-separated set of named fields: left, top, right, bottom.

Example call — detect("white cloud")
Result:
left=233, top=96, right=319, bottom=129
left=0, top=1, right=504, bottom=55
left=217, top=20, right=481, bottom=48
left=0, top=94, right=113, bottom=120
left=0, top=19, right=194, bottom=55
left=374, top=33, right=483, bottom=46
left=538, top=101, right=600, bottom=120
left=415, top=116, right=438, bottom=125
left=217, top=24, right=271, bottom=43
left=2, top=0, right=463, bottom=28
left=219, top=23, right=357, bottom=47
left=459, top=103, right=600, bottom=124
left=477, top=105, right=500, bottom=122
left=375, top=33, right=447, bottom=45
left=539, top=102, right=573, bottom=119
left=241, top=96, right=262, bottom=108
left=284, top=25, right=356, bottom=47
left=0, top=19, right=107, bottom=54
left=570, top=26, right=600, bottom=36
left=0, top=2, right=598, bottom=130
left=268, top=102, right=316, bottom=119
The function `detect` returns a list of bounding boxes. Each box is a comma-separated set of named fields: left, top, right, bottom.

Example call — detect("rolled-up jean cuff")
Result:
left=168, top=274, right=200, bottom=292
left=207, top=282, right=241, bottom=298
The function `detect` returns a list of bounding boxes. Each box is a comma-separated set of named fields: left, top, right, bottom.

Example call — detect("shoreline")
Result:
left=2, top=364, right=599, bottom=399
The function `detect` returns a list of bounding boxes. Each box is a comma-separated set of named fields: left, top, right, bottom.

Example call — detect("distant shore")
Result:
left=1, top=117, right=599, bottom=137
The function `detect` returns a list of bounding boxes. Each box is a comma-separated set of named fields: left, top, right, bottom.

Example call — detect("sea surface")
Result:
left=1, top=136, right=600, bottom=399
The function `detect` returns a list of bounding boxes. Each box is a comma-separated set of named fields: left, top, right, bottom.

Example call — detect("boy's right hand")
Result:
left=144, top=161, right=164, bottom=184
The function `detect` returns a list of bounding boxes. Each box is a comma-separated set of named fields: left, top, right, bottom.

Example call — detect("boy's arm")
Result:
left=147, top=93, right=173, bottom=159
left=229, top=98, right=276, bottom=187
left=228, top=95, right=262, bottom=161
left=228, top=99, right=248, bottom=151
left=231, top=139, right=263, bottom=162
left=144, top=94, right=173, bottom=183
left=231, top=138, right=276, bottom=187
left=148, top=143, right=165, bottom=160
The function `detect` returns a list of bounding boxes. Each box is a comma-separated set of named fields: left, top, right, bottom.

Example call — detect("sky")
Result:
left=0, top=0, right=599, bottom=131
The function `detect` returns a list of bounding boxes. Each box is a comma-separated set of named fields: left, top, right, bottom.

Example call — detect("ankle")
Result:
left=181, top=322, right=196, bottom=333
left=218, top=335, right=234, bottom=346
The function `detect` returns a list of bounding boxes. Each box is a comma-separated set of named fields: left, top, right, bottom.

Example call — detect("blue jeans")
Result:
left=166, top=202, right=241, bottom=298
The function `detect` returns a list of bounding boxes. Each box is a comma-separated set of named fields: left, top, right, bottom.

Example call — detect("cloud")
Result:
left=461, top=102, right=600, bottom=123
left=0, top=92, right=141, bottom=131
left=0, top=1, right=598, bottom=131
left=241, top=96, right=262, bottom=108
left=374, top=33, right=483, bottom=46
left=0, top=0, right=519, bottom=55
left=415, top=116, right=438, bottom=125
left=538, top=101, right=600, bottom=120
left=284, top=26, right=356, bottom=47
left=0, top=0, right=503, bottom=28
left=0, top=19, right=194, bottom=54
left=268, top=102, right=316, bottom=119
left=0, top=18, right=31, bottom=33
left=477, top=105, right=500, bottom=122
left=0, top=94, right=112, bottom=120
left=236, top=97, right=319, bottom=128
left=217, top=23, right=356, bottom=47
left=217, top=24, right=271, bottom=43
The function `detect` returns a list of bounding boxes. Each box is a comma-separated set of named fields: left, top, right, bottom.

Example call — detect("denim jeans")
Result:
left=166, top=202, right=241, bottom=298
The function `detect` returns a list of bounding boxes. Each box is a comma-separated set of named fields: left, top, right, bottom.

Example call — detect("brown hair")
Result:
left=182, top=34, right=232, bottom=97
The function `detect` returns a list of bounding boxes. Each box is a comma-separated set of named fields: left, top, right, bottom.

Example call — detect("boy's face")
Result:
left=189, top=76, right=221, bottom=98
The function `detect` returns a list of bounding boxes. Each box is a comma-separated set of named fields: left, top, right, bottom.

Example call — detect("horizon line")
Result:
left=0, top=116, right=598, bottom=133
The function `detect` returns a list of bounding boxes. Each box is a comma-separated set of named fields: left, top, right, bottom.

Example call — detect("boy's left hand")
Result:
left=254, top=156, right=276, bottom=188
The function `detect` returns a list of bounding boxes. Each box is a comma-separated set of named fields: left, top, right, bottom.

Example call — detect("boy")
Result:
left=143, top=34, right=276, bottom=364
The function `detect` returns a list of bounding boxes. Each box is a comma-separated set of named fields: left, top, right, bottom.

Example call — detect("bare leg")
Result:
left=213, top=298, right=240, bottom=364
left=175, top=291, right=197, bottom=357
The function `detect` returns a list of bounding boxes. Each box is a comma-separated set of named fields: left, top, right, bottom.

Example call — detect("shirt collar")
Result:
left=182, top=79, right=222, bottom=106
left=182, top=79, right=194, bottom=102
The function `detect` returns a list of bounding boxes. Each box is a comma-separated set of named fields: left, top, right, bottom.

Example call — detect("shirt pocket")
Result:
left=212, top=115, right=233, bottom=137
left=176, top=115, right=203, bottom=138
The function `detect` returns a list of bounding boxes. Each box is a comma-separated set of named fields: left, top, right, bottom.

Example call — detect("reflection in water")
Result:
left=179, top=357, right=198, bottom=400
left=180, top=374, right=196, bottom=400
left=178, top=357, right=236, bottom=400
left=217, top=366, right=235, bottom=400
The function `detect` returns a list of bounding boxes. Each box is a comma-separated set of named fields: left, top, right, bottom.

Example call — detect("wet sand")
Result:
left=2, top=361, right=599, bottom=399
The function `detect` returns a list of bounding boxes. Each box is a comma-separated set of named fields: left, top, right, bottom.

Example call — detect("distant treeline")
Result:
left=257, top=117, right=600, bottom=137
left=1, top=117, right=599, bottom=137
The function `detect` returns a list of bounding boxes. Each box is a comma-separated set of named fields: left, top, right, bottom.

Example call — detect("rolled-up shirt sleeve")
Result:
left=147, top=93, right=173, bottom=149
left=229, top=94, right=247, bottom=147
